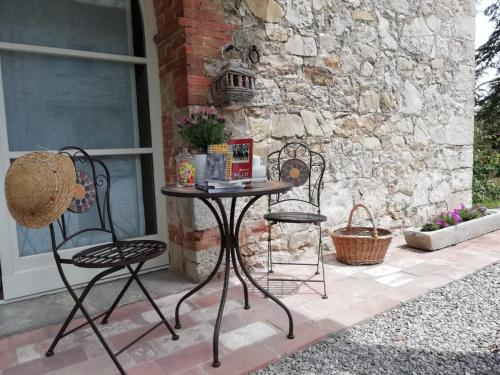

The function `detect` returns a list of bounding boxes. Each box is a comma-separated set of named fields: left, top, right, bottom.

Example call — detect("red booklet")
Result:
left=228, top=138, right=253, bottom=180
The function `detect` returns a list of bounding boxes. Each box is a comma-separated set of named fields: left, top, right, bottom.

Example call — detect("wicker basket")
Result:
left=332, top=204, right=392, bottom=265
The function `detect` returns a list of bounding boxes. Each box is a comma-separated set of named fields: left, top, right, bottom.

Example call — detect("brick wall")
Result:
left=153, top=0, right=233, bottom=183
left=153, top=0, right=240, bottom=279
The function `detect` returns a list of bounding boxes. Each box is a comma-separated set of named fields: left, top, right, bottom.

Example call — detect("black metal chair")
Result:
left=45, top=147, right=178, bottom=375
left=265, top=143, right=327, bottom=299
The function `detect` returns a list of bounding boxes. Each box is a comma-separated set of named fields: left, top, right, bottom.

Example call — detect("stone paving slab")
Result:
left=0, top=231, right=498, bottom=375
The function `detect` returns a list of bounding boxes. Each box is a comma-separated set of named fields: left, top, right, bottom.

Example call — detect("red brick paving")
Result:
left=0, top=231, right=498, bottom=375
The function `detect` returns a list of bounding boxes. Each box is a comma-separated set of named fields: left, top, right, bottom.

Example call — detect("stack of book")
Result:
left=195, top=177, right=267, bottom=193
left=196, top=138, right=267, bottom=193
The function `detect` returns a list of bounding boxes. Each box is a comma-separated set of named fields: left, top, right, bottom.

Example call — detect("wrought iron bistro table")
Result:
left=161, top=181, right=295, bottom=367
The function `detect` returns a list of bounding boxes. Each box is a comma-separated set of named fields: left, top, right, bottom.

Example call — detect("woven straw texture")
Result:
left=4, top=151, right=75, bottom=228
left=332, top=204, right=392, bottom=265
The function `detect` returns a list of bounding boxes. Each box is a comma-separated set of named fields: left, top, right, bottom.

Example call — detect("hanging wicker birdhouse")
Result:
left=211, top=45, right=257, bottom=108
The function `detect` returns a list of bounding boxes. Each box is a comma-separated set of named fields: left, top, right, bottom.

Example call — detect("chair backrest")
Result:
left=267, top=142, right=326, bottom=211
left=49, top=146, right=117, bottom=252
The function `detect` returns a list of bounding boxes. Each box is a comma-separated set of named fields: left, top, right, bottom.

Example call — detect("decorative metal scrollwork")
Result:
left=267, top=143, right=326, bottom=208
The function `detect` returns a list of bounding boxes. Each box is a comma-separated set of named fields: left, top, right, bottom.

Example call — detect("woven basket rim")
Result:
left=332, top=226, right=392, bottom=239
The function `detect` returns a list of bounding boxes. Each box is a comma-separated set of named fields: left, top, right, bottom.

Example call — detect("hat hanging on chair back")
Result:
left=4, top=151, right=76, bottom=228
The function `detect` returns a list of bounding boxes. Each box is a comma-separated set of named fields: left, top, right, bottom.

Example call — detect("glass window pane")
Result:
left=0, top=0, right=143, bottom=57
left=1, top=51, right=152, bottom=151
left=16, top=154, right=157, bottom=257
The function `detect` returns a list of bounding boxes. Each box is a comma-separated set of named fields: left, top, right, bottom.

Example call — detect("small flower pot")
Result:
left=403, top=209, right=500, bottom=251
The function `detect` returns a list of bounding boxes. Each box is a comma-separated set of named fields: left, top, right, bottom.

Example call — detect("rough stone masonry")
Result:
left=162, top=0, right=475, bottom=280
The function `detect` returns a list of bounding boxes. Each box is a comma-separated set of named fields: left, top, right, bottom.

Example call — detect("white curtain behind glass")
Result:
left=0, top=0, right=150, bottom=256
left=0, top=0, right=134, bottom=56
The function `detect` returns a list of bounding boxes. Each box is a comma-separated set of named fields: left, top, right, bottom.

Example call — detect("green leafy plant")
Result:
left=421, top=222, right=440, bottom=232
left=474, top=3, right=500, bottom=207
left=420, top=204, right=487, bottom=232
left=473, top=123, right=500, bottom=204
left=459, top=205, right=487, bottom=222
left=177, top=107, right=228, bottom=153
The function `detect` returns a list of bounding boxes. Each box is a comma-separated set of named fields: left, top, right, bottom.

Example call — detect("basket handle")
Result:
left=346, top=204, right=379, bottom=238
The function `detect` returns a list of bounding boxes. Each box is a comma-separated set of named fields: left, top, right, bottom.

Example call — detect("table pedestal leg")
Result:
left=233, top=196, right=295, bottom=340
left=172, top=196, right=294, bottom=368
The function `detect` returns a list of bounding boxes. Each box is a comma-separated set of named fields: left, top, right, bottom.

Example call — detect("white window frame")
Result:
left=0, top=0, right=167, bottom=301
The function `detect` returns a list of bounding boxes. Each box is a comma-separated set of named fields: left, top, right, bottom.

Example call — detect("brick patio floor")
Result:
left=0, top=231, right=499, bottom=375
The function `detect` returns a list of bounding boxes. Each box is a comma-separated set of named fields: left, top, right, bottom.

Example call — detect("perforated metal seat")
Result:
left=264, top=212, right=327, bottom=224
left=72, top=240, right=166, bottom=268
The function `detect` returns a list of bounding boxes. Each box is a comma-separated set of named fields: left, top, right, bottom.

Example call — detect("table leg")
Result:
left=174, top=195, right=294, bottom=369
left=231, top=246, right=250, bottom=309
left=173, top=198, right=226, bottom=329
left=229, top=198, right=250, bottom=309
left=234, top=196, right=295, bottom=339
left=212, top=199, right=232, bottom=367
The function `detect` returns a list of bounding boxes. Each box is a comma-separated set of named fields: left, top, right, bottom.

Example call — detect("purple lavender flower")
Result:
left=452, top=213, right=462, bottom=224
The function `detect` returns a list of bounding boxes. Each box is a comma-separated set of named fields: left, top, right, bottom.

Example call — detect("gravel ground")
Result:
left=256, top=263, right=500, bottom=375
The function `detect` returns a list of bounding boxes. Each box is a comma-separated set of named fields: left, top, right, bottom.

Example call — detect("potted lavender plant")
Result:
left=177, top=107, right=227, bottom=183
left=404, top=204, right=500, bottom=250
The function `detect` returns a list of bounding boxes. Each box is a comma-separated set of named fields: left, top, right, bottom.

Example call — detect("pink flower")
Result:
left=196, top=106, right=217, bottom=117
left=452, top=211, right=462, bottom=224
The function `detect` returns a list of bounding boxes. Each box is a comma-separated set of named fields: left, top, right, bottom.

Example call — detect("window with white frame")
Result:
left=0, top=0, right=162, bottom=257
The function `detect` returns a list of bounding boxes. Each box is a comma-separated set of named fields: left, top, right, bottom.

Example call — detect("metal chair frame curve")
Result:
left=265, top=142, right=328, bottom=299
left=45, top=146, right=178, bottom=375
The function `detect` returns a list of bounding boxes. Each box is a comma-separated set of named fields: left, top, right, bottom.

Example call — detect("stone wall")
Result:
left=155, top=0, right=476, bottom=280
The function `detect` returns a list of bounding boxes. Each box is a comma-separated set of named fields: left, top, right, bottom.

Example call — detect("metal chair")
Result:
left=265, top=142, right=328, bottom=299
left=45, top=147, right=178, bottom=375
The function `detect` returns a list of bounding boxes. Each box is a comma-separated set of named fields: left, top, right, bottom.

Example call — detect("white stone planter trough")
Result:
left=404, top=209, right=500, bottom=251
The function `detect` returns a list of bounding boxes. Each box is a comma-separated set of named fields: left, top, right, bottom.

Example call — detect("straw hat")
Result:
left=4, top=151, right=76, bottom=228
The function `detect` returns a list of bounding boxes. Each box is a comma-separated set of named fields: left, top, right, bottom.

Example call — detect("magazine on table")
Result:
left=228, top=138, right=253, bottom=180
left=206, top=144, right=233, bottom=181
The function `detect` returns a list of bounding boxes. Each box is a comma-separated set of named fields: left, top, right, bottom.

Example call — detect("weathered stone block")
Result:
left=300, top=109, right=323, bottom=136
left=352, top=9, right=375, bottom=22
left=304, top=66, right=335, bottom=86
left=358, top=90, right=380, bottom=114
left=285, top=35, right=317, bottom=56
left=401, top=81, right=422, bottom=114
left=244, top=0, right=283, bottom=22
left=271, top=114, right=305, bottom=138
left=247, top=117, right=271, bottom=142
left=265, top=23, right=288, bottom=41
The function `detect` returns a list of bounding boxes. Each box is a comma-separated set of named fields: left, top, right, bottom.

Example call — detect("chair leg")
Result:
left=318, top=224, right=328, bottom=299
left=48, top=266, right=127, bottom=374
left=100, top=263, right=144, bottom=324
left=266, top=222, right=272, bottom=296
left=127, top=265, right=179, bottom=339
left=46, top=267, right=122, bottom=357
left=315, top=223, right=321, bottom=275
left=268, top=222, right=274, bottom=274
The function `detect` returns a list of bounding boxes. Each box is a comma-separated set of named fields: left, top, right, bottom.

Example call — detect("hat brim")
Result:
left=5, top=152, right=76, bottom=228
